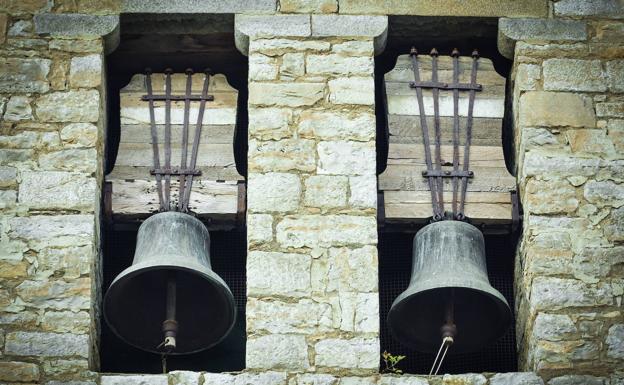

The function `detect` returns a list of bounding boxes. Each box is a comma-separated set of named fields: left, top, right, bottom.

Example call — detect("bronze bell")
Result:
left=103, top=211, right=236, bottom=355
left=388, top=220, right=511, bottom=354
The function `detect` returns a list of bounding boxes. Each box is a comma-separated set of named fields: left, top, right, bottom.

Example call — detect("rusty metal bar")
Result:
left=145, top=69, right=165, bottom=211
left=150, top=168, right=201, bottom=176
left=178, top=69, right=193, bottom=212
left=164, top=69, right=173, bottom=211
left=450, top=48, right=461, bottom=219
left=410, top=48, right=442, bottom=221
left=458, top=50, right=480, bottom=220
left=430, top=48, right=445, bottom=217
left=181, top=69, right=211, bottom=212
left=422, top=170, right=473, bottom=178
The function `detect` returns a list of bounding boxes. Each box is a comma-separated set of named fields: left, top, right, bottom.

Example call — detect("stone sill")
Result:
left=99, top=370, right=545, bottom=385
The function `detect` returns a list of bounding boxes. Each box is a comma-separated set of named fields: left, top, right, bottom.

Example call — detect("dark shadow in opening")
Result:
left=378, top=228, right=518, bottom=374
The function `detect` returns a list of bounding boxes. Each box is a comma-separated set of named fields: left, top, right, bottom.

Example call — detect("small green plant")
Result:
left=382, top=350, right=406, bottom=374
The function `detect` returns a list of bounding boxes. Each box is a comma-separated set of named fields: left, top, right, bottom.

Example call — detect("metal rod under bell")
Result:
left=162, top=272, right=178, bottom=351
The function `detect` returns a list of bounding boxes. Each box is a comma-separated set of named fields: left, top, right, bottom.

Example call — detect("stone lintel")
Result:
left=497, top=17, right=587, bottom=59
left=34, top=13, right=120, bottom=54
left=122, top=0, right=277, bottom=14
left=339, top=0, right=548, bottom=17
left=235, top=14, right=388, bottom=56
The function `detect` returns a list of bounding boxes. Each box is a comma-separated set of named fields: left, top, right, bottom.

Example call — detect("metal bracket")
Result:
left=150, top=168, right=202, bottom=176
left=409, top=81, right=482, bottom=91
left=422, top=170, right=474, bottom=178
left=141, top=94, right=214, bottom=101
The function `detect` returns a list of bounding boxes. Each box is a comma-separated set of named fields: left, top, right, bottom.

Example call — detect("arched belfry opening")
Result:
left=101, top=13, right=248, bottom=373
left=375, top=16, right=520, bottom=374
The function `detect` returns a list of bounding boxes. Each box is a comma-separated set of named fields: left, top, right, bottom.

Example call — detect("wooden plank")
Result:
left=386, top=144, right=508, bottom=168
left=114, top=142, right=237, bottom=168
left=122, top=73, right=237, bottom=94
left=109, top=179, right=239, bottom=216
left=388, top=115, right=502, bottom=146
left=119, top=124, right=235, bottom=145
left=120, top=104, right=237, bottom=125
left=379, top=164, right=516, bottom=192
left=385, top=88, right=504, bottom=118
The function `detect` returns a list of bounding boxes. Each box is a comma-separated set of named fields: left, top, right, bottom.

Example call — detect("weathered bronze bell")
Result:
left=388, top=220, right=511, bottom=354
left=103, top=211, right=236, bottom=355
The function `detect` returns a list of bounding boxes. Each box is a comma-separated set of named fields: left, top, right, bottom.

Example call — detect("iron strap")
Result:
left=409, top=48, right=482, bottom=222
left=144, top=68, right=212, bottom=213
left=410, top=48, right=443, bottom=221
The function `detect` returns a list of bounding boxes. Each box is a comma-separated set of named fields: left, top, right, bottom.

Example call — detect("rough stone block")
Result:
left=247, top=334, right=309, bottom=369
left=249, top=138, right=316, bottom=172
left=304, top=175, right=348, bottom=208
left=566, top=129, right=615, bottom=156
left=38, top=148, right=97, bottom=173
left=349, top=175, right=377, bottom=209
left=584, top=180, right=624, bottom=207
left=607, top=60, right=624, bottom=93
left=298, top=110, right=375, bottom=141
left=247, top=251, right=311, bottom=297
left=247, top=298, right=333, bottom=333
left=247, top=214, right=273, bottom=245
left=317, top=141, right=375, bottom=175
left=529, top=277, right=614, bottom=311
left=0, top=13, right=7, bottom=44
left=8, top=215, right=94, bottom=249
left=515, top=63, right=541, bottom=91
left=69, top=54, right=102, bottom=88
left=3, top=96, right=33, bottom=121
left=522, top=151, right=600, bottom=178
left=248, top=172, right=301, bottom=213
left=532, top=313, right=577, bottom=342
left=489, top=372, right=544, bottom=385
left=49, top=38, right=103, bottom=53
left=233, top=372, right=288, bottom=385
left=40, top=310, right=90, bottom=333
left=332, top=40, right=374, bottom=56
left=0, top=57, right=51, bottom=93
left=519, top=92, right=595, bottom=128
left=441, top=374, right=487, bottom=385
left=543, top=59, right=606, bottom=92
left=0, top=361, right=40, bottom=382
left=597, top=102, right=624, bottom=118
left=101, top=375, right=168, bottom=385
left=307, top=54, right=373, bottom=76
left=249, top=39, right=331, bottom=55
left=249, top=54, right=278, bottom=81
left=311, top=15, right=387, bottom=54
left=19, top=171, right=96, bottom=210
left=60, top=123, right=98, bottom=148
left=525, top=179, right=578, bottom=214
left=280, top=0, right=337, bottom=13
left=167, top=372, right=200, bottom=385
left=290, top=374, right=338, bottom=385
left=5, top=331, right=88, bottom=357
left=554, top=0, right=623, bottom=16
left=328, top=77, right=375, bottom=105
left=606, top=324, right=624, bottom=359
left=280, top=52, right=305, bottom=78
left=498, top=18, right=587, bottom=59
left=248, top=107, right=292, bottom=140
left=123, top=0, right=276, bottom=13
left=202, top=373, right=234, bottom=385
left=16, top=278, right=91, bottom=310
left=547, top=375, right=608, bottom=385
left=313, top=246, right=378, bottom=293
left=276, top=215, right=377, bottom=248
left=36, top=90, right=100, bottom=122
left=0, top=190, right=16, bottom=210
left=249, top=82, right=325, bottom=107
left=314, top=338, right=378, bottom=369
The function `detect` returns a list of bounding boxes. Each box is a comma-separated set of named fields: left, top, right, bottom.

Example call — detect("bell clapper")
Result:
left=162, top=272, right=178, bottom=351
left=429, top=290, right=457, bottom=377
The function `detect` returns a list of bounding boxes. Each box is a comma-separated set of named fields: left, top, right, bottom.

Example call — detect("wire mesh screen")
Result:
left=100, top=226, right=246, bottom=373
left=378, top=230, right=518, bottom=374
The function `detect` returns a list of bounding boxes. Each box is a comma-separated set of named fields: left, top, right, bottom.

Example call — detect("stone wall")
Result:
left=499, top=3, right=624, bottom=384
left=0, top=1, right=623, bottom=385
left=0, top=2, right=106, bottom=384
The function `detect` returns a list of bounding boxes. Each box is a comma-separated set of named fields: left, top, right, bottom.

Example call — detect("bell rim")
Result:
left=103, top=262, right=237, bottom=355
left=387, top=285, right=512, bottom=354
